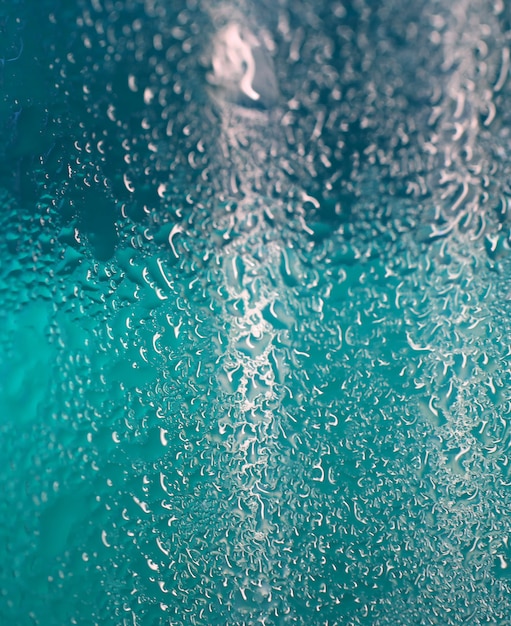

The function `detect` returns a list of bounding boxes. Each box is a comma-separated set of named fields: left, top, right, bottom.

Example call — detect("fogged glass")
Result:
left=1, top=0, right=511, bottom=624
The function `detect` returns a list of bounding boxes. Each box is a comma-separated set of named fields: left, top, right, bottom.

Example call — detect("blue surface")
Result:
left=2, top=0, right=511, bottom=624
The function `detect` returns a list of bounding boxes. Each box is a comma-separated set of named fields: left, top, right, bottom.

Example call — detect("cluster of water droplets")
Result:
left=4, top=0, right=511, bottom=624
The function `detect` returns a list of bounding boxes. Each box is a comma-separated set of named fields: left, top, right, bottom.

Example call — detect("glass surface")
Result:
left=2, top=0, right=511, bottom=624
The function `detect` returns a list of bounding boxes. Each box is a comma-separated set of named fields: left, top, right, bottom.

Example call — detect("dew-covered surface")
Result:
left=3, top=0, right=511, bottom=624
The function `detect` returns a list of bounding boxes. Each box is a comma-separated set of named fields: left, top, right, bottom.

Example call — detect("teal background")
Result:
left=2, top=0, right=511, bottom=624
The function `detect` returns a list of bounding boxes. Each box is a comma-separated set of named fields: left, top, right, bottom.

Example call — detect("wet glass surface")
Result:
left=2, top=0, right=511, bottom=624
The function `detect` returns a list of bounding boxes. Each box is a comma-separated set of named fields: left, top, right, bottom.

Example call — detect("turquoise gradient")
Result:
left=2, top=1, right=511, bottom=624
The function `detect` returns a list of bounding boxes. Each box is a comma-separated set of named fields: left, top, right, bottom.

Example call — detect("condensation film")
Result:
left=2, top=0, right=511, bottom=624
